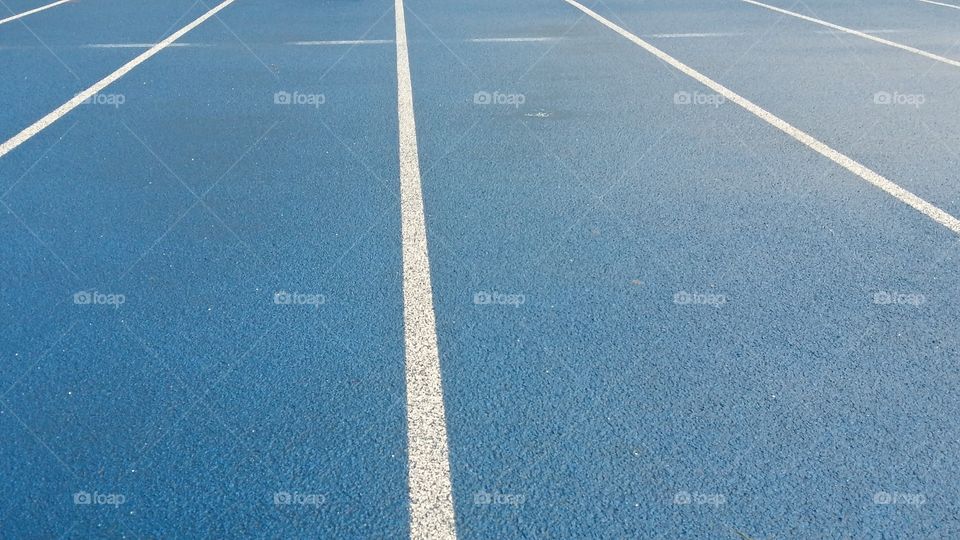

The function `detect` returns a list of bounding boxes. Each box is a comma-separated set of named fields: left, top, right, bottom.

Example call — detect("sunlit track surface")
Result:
left=2, top=0, right=959, bottom=538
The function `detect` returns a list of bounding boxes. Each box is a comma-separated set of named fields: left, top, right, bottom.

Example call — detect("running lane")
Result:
left=740, top=0, right=960, bottom=60
left=1, top=0, right=71, bottom=21
left=0, top=0, right=408, bottom=536
left=404, top=0, right=960, bottom=537
left=0, top=0, right=210, bottom=137
left=587, top=0, right=960, bottom=218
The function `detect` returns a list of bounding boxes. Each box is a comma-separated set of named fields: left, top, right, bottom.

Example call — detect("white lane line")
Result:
left=813, top=28, right=910, bottom=35
left=0, top=0, right=72, bottom=26
left=0, top=43, right=205, bottom=50
left=564, top=0, right=960, bottom=236
left=467, top=36, right=559, bottom=42
left=742, top=0, right=960, bottom=68
left=80, top=43, right=209, bottom=48
left=918, top=0, right=960, bottom=10
left=395, top=0, right=458, bottom=538
left=0, top=0, right=236, bottom=159
left=289, top=39, right=393, bottom=45
left=647, top=32, right=744, bottom=38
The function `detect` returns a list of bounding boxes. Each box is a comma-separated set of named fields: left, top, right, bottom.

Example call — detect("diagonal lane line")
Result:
left=0, top=0, right=81, bottom=81
left=0, top=0, right=238, bottom=159
left=396, top=0, right=458, bottom=537
left=565, top=0, right=960, bottom=237
left=909, top=0, right=960, bottom=79
left=918, top=0, right=960, bottom=10
left=742, top=0, right=960, bottom=68
left=153, top=0, right=203, bottom=41
left=0, top=0, right=71, bottom=26
left=714, top=0, right=802, bottom=81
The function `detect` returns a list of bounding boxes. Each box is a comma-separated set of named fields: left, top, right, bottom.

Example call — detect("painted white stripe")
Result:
left=289, top=39, right=393, bottom=45
left=467, top=36, right=559, bottom=42
left=80, top=43, right=208, bottom=48
left=813, top=28, right=909, bottom=35
left=564, top=0, right=960, bottom=236
left=0, top=0, right=236, bottom=159
left=918, top=0, right=960, bottom=10
left=742, top=0, right=960, bottom=68
left=647, top=32, right=744, bottom=38
left=395, top=0, right=458, bottom=538
left=0, top=0, right=72, bottom=26
left=0, top=43, right=204, bottom=50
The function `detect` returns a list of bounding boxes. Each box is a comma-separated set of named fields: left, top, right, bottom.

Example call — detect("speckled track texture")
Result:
left=2, top=0, right=959, bottom=538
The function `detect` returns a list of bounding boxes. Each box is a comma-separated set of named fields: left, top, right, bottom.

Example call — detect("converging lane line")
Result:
left=290, top=39, right=394, bottom=45
left=0, top=0, right=72, bottom=26
left=467, top=37, right=559, bottom=42
left=918, top=0, right=960, bottom=10
left=647, top=32, right=744, bottom=38
left=563, top=0, right=960, bottom=236
left=395, top=0, right=458, bottom=538
left=0, top=0, right=237, bottom=159
left=741, top=0, right=960, bottom=68
left=80, top=42, right=212, bottom=48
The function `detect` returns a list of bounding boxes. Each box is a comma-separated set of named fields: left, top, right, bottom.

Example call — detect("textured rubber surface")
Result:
left=2, top=0, right=959, bottom=537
